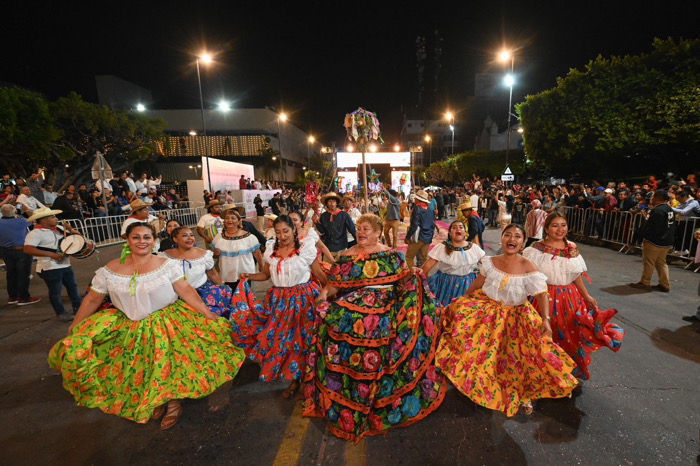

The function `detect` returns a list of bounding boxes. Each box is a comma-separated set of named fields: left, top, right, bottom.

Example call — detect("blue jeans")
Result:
left=37, top=267, right=82, bottom=315
left=0, top=248, right=32, bottom=300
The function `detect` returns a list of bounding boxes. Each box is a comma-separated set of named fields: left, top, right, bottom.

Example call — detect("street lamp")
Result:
left=136, top=103, right=145, bottom=112
left=424, top=135, right=432, bottom=165
left=445, top=112, right=455, bottom=156
left=195, top=52, right=213, bottom=192
left=499, top=50, right=516, bottom=167
left=307, top=135, right=315, bottom=170
left=276, top=113, right=287, bottom=180
left=188, top=164, right=202, bottom=179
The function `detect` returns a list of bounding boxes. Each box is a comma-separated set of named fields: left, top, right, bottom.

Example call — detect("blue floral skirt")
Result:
left=427, top=270, right=477, bottom=308
left=197, top=280, right=235, bottom=318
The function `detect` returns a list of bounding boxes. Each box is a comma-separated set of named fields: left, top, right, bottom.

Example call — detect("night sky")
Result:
left=2, top=1, right=697, bottom=147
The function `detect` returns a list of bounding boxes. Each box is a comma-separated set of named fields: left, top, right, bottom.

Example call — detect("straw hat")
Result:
left=414, top=190, right=430, bottom=203
left=320, top=192, right=343, bottom=206
left=129, top=199, right=149, bottom=213
left=27, top=207, right=63, bottom=223
left=264, top=214, right=278, bottom=222
left=458, top=201, right=473, bottom=211
left=342, top=195, right=355, bottom=204
left=206, top=200, right=224, bottom=209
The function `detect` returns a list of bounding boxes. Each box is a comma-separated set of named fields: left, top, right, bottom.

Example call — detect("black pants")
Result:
left=0, top=248, right=32, bottom=300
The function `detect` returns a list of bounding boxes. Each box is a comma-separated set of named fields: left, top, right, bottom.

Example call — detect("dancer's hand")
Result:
left=541, top=319, right=553, bottom=338
left=411, top=267, right=422, bottom=276
left=317, top=288, right=329, bottom=303
left=584, top=295, right=598, bottom=309
left=239, top=273, right=249, bottom=281
left=203, top=309, right=219, bottom=321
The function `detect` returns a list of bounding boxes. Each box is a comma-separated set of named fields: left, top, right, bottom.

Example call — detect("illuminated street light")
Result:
left=307, top=135, right=315, bottom=170
left=346, top=144, right=354, bottom=152
left=445, top=112, right=455, bottom=156
left=499, top=49, right=516, bottom=169
left=504, top=74, right=515, bottom=87
left=195, top=51, right=214, bottom=191
left=424, top=135, right=433, bottom=165
left=136, top=103, right=145, bottom=112
left=218, top=101, right=231, bottom=111
left=393, top=143, right=400, bottom=152
left=369, top=144, right=377, bottom=152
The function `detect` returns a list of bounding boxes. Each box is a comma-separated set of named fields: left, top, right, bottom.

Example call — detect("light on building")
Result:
left=189, top=130, right=197, bottom=136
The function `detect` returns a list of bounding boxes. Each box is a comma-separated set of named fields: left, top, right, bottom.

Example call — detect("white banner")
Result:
left=231, top=189, right=281, bottom=218
left=201, top=157, right=255, bottom=193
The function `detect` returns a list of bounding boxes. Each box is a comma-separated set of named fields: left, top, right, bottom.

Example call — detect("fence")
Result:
left=561, top=206, right=699, bottom=272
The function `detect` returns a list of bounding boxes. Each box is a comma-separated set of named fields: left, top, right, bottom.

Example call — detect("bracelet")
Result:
left=543, top=316, right=551, bottom=321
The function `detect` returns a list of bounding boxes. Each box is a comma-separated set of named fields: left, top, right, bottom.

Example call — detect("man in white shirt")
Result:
left=23, top=207, right=82, bottom=321
left=135, top=174, right=148, bottom=195
left=17, top=186, right=47, bottom=215
left=125, top=172, right=137, bottom=194
left=146, top=175, right=162, bottom=191
left=470, top=191, right=479, bottom=215
left=43, top=185, right=58, bottom=206
left=197, top=200, right=224, bottom=248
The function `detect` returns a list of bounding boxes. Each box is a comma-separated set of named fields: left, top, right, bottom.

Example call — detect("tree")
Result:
left=517, top=38, right=700, bottom=179
left=0, top=87, right=61, bottom=176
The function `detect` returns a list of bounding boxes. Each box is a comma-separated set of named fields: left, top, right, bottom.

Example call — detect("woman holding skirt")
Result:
left=523, top=212, right=624, bottom=380
left=239, top=215, right=327, bottom=398
left=421, top=220, right=485, bottom=307
left=48, top=222, right=245, bottom=430
left=436, top=223, right=578, bottom=416
left=303, top=214, right=446, bottom=442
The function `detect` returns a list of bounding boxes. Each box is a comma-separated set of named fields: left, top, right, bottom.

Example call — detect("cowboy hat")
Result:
left=458, top=201, right=473, bottom=211
left=129, top=199, right=149, bottom=212
left=206, top=200, right=224, bottom=209
left=414, top=190, right=430, bottom=203
left=28, top=207, right=63, bottom=222
left=320, top=192, right=343, bottom=206
left=264, top=214, right=278, bottom=222
left=342, top=195, right=355, bottom=204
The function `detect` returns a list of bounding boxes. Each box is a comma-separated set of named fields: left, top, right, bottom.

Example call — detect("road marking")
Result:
left=345, top=437, right=367, bottom=466
left=273, top=400, right=310, bottom=466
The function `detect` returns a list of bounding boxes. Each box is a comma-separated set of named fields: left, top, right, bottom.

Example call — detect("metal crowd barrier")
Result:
left=561, top=206, right=699, bottom=272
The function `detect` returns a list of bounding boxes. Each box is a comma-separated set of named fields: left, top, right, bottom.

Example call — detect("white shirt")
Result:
left=90, top=259, right=183, bottom=321
left=523, top=244, right=587, bottom=286
left=212, top=232, right=260, bottom=282
left=17, top=194, right=46, bottom=212
left=135, top=179, right=147, bottom=194
left=24, top=227, right=71, bottom=272
left=470, top=194, right=479, bottom=210
left=126, top=178, right=137, bottom=193
left=264, top=239, right=316, bottom=287
left=428, top=243, right=485, bottom=276
left=43, top=191, right=58, bottom=206
left=146, top=178, right=161, bottom=189
left=197, top=213, right=223, bottom=240
left=160, top=250, right=215, bottom=289
left=479, top=256, right=548, bottom=306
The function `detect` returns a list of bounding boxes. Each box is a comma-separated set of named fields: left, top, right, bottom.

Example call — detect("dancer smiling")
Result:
left=523, top=212, right=624, bottom=380
left=420, top=220, right=485, bottom=307
left=436, top=223, right=578, bottom=416
left=48, top=222, right=244, bottom=429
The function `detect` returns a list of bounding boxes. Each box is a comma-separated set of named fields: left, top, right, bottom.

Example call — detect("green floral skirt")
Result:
left=48, top=300, right=245, bottom=423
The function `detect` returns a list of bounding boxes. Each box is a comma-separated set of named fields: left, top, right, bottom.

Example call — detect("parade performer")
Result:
left=302, top=214, right=446, bottom=442
left=421, top=220, right=485, bottom=308
left=48, top=222, right=245, bottom=430
left=239, top=215, right=326, bottom=398
left=161, top=226, right=240, bottom=319
left=436, top=224, right=578, bottom=416
left=523, top=213, right=624, bottom=380
left=315, top=192, right=356, bottom=260
left=288, top=210, right=335, bottom=264
left=211, top=208, right=262, bottom=290
left=263, top=213, right=277, bottom=240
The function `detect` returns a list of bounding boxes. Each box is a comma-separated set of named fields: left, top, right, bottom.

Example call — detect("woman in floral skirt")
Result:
left=436, top=223, right=578, bottom=416
left=523, top=212, right=624, bottom=381
left=303, top=214, right=446, bottom=442
left=421, top=220, right=485, bottom=307
left=48, top=222, right=245, bottom=430
left=239, top=215, right=327, bottom=398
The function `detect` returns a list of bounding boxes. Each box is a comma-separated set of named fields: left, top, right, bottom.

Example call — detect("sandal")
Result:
left=522, top=401, right=533, bottom=415
left=282, top=380, right=300, bottom=399
left=151, top=405, right=165, bottom=421
left=160, top=401, right=183, bottom=430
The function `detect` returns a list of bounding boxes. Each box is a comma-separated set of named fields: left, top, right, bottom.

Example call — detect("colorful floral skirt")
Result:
left=197, top=280, right=235, bottom=318
left=247, top=281, right=320, bottom=382
left=531, top=284, right=624, bottom=380
left=47, top=300, right=245, bottom=423
left=228, top=281, right=267, bottom=351
left=427, top=270, right=478, bottom=308
left=435, top=289, right=578, bottom=417
left=302, top=275, right=447, bottom=443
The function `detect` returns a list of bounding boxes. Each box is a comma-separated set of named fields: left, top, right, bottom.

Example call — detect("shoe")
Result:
left=628, top=282, right=651, bottom=290
left=17, top=297, right=41, bottom=306
left=651, top=285, right=670, bottom=293
left=8, top=297, right=18, bottom=305
left=161, top=402, right=183, bottom=430
left=151, top=405, right=165, bottom=421
left=681, top=315, right=700, bottom=323
left=56, top=313, right=74, bottom=322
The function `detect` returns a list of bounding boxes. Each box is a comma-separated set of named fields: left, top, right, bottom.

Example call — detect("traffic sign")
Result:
left=501, top=174, right=514, bottom=181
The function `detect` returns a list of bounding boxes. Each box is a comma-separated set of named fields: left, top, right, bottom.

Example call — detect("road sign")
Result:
left=501, top=174, right=514, bottom=181
left=502, top=166, right=513, bottom=176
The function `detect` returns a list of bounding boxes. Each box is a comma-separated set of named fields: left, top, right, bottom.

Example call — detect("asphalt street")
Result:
left=1, top=219, right=698, bottom=465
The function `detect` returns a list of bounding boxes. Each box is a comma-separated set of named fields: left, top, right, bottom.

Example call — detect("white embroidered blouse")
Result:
left=428, top=242, right=485, bottom=276
left=90, top=259, right=184, bottom=321
left=159, top=249, right=215, bottom=289
left=522, top=242, right=587, bottom=286
left=264, top=240, right=317, bottom=287
left=479, top=256, right=548, bottom=306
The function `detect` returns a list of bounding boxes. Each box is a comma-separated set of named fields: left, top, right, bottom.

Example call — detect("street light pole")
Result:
left=505, top=55, right=514, bottom=167
left=196, top=55, right=212, bottom=192
left=277, top=113, right=287, bottom=181
left=445, top=112, right=455, bottom=156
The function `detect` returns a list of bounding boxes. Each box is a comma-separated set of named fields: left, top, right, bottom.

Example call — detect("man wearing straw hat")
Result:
left=197, top=200, right=225, bottom=249
left=458, top=200, right=485, bottom=247
left=315, top=192, right=356, bottom=260
left=405, top=189, right=434, bottom=268
left=23, top=207, right=82, bottom=322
